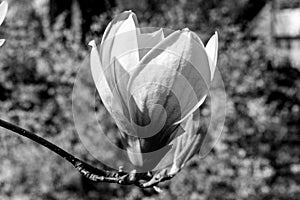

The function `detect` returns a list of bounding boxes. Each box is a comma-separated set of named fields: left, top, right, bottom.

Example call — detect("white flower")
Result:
left=0, top=1, right=8, bottom=47
left=89, top=11, right=218, bottom=172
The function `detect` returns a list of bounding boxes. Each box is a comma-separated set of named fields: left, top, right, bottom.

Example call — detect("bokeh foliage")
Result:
left=0, top=0, right=299, bottom=199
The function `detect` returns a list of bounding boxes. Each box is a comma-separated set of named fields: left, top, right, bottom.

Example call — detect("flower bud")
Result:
left=90, top=11, right=218, bottom=172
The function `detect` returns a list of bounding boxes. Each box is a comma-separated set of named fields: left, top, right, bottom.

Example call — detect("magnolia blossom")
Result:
left=89, top=11, right=218, bottom=175
left=0, top=1, right=7, bottom=47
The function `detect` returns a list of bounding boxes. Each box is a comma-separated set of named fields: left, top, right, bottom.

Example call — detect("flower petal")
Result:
left=205, top=32, right=218, bottom=81
left=0, top=39, right=5, bottom=46
left=138, top=28, right=164, bottom=59
left=100, top=11, right=139, bottom=75
left=121, top=132, right=143, bottom=167
left=170, top=108, right=205, bottom=175
left=0, top=1, right=8, bottom=26
left=121, top=124, right=184, bottom=170
left=89, top=41, right=134, bottom=135
left=128, top=29, right=210, bottom=132
left=89, top=40, right=113, bottom=111
left=111, top=57, right=131, bottom=123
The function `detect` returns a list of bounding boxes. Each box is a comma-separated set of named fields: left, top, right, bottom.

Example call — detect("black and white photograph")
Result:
left=0, top=0, right=299, bottom=199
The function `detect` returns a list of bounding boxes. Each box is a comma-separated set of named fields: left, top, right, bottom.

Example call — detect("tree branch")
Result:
left=0, top=118, right=169, bottom=188
left=0, top=119, right=125, bottom=184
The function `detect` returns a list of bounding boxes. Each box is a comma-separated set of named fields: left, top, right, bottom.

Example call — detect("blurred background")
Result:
left=0, top=0, right=299, bottom=199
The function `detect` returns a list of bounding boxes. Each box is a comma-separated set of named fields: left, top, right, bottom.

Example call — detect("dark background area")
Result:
left=0, top=0, right=299, bottom=199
